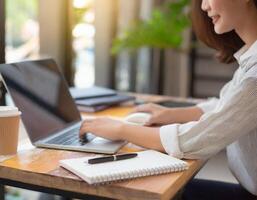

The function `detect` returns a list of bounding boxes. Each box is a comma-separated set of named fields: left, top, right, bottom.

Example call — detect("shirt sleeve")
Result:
left=196, top=97, right=219, bottom=113
left=160, top=78, right=257, bottom=159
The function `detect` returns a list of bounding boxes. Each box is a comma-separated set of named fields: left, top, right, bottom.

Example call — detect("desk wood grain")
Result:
left=0, top=95, right=204, bottom=200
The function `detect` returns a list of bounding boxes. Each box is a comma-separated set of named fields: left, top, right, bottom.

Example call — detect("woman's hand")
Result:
left=79, top=117, right=125, bottom=141
left=132, top=103, right=174, bottom=126
left=133, top=103, right=204, bottom=125
left=80, top=116, right=165, bottom=152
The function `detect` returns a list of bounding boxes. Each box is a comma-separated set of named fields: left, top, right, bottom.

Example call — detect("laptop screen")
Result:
left=0, top=59, right=81, bottom=143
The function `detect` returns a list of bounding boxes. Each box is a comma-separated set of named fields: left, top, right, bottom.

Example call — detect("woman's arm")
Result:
left=167, top=106, right=204, bottom=124
left=80, top=117, right=165, bottom=152
left=132, top=103, right=204, bottom=126
left=80, top=78, right=256, bottom=160
left=160, top=78, right=257, bottom=159
left=120, top=125, right=165, bottom=152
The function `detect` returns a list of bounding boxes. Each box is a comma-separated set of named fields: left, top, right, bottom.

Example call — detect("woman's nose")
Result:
left=201, top=0, right=210, bottom=12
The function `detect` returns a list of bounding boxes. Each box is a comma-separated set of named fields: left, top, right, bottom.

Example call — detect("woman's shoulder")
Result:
left=242, top=64, right=257, bottom=82
left=239, top=76, right=256, bottom=99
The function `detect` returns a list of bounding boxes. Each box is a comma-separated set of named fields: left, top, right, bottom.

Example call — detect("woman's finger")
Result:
left=79, top=122, right=93, bottom=137
left=144, top=120, right=153, bottom=126
left=144, top=115, right=156, bottom=126
left=131, top=103, right=153, bottom=113
left=82, top=117, right=96, bottom=123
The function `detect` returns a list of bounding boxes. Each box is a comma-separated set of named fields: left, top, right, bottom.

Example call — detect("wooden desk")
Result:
left=0, top=95, right=204, bottom=200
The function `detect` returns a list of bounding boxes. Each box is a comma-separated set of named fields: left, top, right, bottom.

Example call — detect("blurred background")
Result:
left=0, top=0, right=239, bottom=199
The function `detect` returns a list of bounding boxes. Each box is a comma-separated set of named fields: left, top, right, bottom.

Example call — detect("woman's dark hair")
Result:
left=191, top=0, right=257, bottom=64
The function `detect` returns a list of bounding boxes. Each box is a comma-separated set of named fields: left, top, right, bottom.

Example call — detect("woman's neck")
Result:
left=235, top=4, right=257, bottom=48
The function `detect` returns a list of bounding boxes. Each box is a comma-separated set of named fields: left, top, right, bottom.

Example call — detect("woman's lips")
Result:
left=211, top=15, right=220, bottom=24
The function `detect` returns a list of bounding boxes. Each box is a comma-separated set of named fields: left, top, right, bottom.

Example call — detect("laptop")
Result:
left=0, top=59, right=126, bottom=154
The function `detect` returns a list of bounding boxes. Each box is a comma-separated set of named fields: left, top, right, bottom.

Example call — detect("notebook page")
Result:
left=59, top=150, right=188, bottom=184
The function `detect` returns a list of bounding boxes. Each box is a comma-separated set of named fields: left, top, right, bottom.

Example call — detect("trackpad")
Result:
left=90, top=137, right=112, bottom=144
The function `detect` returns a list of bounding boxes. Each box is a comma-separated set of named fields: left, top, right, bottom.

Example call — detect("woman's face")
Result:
left=201, top=0, right=248, bottom=34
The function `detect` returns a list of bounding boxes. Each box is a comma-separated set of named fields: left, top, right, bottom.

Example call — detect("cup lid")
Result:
left=0, top=106, right=21, bottom=117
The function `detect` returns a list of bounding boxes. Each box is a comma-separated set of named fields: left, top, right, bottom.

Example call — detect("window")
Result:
left=72, top=0, right=95, bottom=87
left=5, top=0, right=39, bottom=62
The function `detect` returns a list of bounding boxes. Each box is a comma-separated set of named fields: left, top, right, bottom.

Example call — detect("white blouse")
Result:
left=159, top=40, right=257, bottom=195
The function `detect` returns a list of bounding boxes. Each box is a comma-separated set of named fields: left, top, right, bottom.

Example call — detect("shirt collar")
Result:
left=234, top=40, right=257, bottom=68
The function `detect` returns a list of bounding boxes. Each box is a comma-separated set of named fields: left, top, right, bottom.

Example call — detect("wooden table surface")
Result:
left=0, top=94, right=204, bottom=200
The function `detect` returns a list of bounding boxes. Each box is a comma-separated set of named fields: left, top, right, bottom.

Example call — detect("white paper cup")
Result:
left=0, top=106, right=21, bottom=155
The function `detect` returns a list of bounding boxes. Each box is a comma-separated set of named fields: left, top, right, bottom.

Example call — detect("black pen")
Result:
left=87, top=153, right=138, bottom=164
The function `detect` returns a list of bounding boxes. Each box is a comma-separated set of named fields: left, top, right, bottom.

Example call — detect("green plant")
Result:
left=111, top=0, right=190, bottom=54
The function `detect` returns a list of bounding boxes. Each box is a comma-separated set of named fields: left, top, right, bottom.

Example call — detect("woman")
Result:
left=80, top=0, right=257, bottom=198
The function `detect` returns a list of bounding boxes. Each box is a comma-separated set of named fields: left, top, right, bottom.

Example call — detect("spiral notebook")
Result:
left=59, top=150, right=188, bottom=184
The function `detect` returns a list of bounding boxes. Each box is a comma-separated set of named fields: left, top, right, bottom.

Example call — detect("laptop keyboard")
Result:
left=45, top=127, right=95, bottom=146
